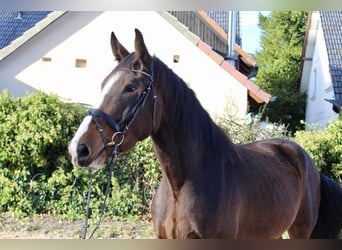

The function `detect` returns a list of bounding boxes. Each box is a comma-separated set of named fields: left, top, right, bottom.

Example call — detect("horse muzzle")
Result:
left=68, top=140, right=105, bottom=169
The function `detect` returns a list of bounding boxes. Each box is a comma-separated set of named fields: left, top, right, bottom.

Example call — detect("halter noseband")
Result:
left=87, top=68, right=156, bottom=153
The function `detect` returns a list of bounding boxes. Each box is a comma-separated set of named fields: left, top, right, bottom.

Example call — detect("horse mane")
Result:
left=152, top=56, right=238, bottom=160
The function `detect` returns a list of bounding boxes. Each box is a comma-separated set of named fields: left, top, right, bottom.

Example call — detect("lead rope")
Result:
left=82, top=169, right=93, bottom=239
left=82, top=144, right=120, bottom=239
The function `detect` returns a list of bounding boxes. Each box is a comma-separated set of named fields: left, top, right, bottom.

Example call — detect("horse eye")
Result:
left=124, top=83, right=137, bottom=93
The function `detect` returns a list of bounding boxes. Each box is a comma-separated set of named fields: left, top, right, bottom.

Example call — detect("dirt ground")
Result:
left=0, top=212, right=155, bottom=239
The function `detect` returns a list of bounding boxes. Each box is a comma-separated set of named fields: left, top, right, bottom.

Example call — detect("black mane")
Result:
left=151, top=56, right=236, bottom=158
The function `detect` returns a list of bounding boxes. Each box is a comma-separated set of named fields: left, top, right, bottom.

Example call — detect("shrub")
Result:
left=295, top=116, right=342, bottom=184
left=0, top=90, right=161, bottom=219
left=0, top=90, right=87, bottom=216
left=217, top=110, right=290, bottom=144
left=110, top=138, right=160, bottom=218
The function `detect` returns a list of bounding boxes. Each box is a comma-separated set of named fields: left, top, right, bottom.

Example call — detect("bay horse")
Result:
left=68, top=29, right=342, bottom=238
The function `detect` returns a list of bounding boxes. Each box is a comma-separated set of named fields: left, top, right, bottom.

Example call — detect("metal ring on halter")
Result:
left=107, top=132, right=124, bottom=147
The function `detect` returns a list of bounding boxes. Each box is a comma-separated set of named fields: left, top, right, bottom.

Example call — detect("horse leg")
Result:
left=288, top=180, right=320, bottom=238
left=151, top=177, right=176, bottom=238
left=288, top=206, right=317, bottom=238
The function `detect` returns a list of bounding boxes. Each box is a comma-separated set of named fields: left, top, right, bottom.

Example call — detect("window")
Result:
left=42, top=57, right=52, bottom=62
left=75, top=59, right=87, bottom=68
left=173, top=55, right=180, bottom=63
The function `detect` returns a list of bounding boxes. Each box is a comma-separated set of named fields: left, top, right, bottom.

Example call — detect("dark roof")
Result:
left=0, top=11, right=51, bottom=49
left=205, top=11, right=241, bottom=46
left=168, top=11, right=242, bottom=56
left=168, top=11, right=256, bottom=78
left=168, top=11, right=228, bottom=56
left=205, top=11, right=229, bottom=35
left=325, top=99, right=342, bottom=113
left=320, top=11, right=342, bottom=101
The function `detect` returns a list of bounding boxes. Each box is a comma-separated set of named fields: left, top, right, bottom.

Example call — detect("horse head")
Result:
left=68, top=29, right=159, bottom=168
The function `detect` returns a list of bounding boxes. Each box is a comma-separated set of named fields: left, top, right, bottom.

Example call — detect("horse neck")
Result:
left=151, top=58, right=238, bottom=190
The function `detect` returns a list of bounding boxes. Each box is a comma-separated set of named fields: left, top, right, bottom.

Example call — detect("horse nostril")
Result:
left=77, top=144, right=90, bottom=159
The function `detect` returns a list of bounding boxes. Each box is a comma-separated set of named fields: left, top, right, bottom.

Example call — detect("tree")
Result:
left=254, top=11, right=308, bottom=133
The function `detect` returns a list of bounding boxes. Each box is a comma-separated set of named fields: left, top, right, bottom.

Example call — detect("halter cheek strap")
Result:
left=87, top=68, right=156, bottom=151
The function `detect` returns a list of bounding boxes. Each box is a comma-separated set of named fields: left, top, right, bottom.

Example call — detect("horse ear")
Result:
left=134, top=29, right=152, bottom=71
left=111, top=31, right=129, bottom=62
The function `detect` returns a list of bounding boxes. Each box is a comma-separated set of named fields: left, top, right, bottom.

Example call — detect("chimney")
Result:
left=227, top=11, right=237, bottom=67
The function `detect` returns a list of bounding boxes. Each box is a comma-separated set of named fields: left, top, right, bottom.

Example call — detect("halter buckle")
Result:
left=107, top=132, right=125, bottom=147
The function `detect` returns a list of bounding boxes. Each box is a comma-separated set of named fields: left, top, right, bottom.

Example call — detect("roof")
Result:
left=325, top=98, right=342, bottom=113
left=160, top=12, right=271, bottom=104
left=168, top=11, right=227, bottom=56
left=0, top=11, right=65, bottom=61
left=205, top=11, right=230, bottom=35
left=168, top=11, right=258, bottom=79
left=0, top=11, right=52, bottom=49
left=204, top=11, right=242, bottom=46
left=320, top=11, right=342, bottom=101
left=196, top=40, right=271, bottom=104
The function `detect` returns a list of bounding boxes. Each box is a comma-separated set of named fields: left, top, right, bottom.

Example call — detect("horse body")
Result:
left=149, top=63, right=320, bottom=237
left=69, top=29, right=342, bottom=239
left=152, top=138, right=319, bottom=238
left=235, top=140, right=321, bottom=238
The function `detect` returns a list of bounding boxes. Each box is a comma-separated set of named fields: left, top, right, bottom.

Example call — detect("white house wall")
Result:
left=0, top=11, right=247, bottom=120
left=305, top=20, right=338, bottom=128
left=300, top=11, right=319, bottom=94
left=0, top=12, right=104, bottom=102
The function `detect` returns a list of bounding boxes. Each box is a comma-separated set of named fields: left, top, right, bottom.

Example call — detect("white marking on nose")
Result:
left=69, top=72, right=122, bottom=166
left=68, top=116, right=92, bottom=157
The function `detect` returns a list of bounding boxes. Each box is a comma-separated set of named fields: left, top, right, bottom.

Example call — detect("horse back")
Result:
left=238, top=138, right=317, bottom=180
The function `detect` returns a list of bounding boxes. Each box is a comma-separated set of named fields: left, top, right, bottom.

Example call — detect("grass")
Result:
left=0, top=212, right=154, bottom=239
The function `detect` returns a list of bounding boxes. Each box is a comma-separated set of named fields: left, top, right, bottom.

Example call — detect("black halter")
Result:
left=81, top=68, right=156, bottom=239
left=87, top=68, right=156, bottom=153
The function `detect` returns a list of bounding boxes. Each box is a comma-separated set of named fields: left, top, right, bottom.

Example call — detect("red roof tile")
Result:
left=209, top=50, right=225, bottom=65
left=196, top=40, right=271, bottom=104
left=197, top=40, right=212, bottom=55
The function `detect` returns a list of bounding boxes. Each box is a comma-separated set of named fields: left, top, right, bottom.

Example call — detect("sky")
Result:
left=239, top=11, right=271, bottom=55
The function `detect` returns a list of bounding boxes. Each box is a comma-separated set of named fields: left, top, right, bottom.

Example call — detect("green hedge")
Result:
left=0, top=90, right=161, bottom=219
left=295, top=116, right=342, bottom=185
left=0, top=90, right=85, bottom=217
left=2, top=90, right=340, bottom=220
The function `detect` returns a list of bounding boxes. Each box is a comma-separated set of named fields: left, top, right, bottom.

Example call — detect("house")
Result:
left=300, top=11, right=342, bottom=129
left=0, top=11, right=270, bottom=122
left=168, top=11, right=263, bottom=113
left=170, top=11, right=258, bottom=79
